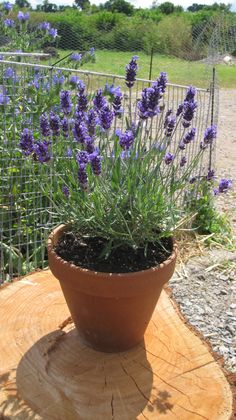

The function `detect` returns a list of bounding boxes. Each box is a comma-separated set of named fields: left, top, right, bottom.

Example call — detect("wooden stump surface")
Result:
left=0, top=269, right=233, bottom=419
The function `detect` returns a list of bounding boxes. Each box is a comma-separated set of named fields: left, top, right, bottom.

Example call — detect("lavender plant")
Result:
left=0, top=6, right=58, bottom=53
left=19, top=57, right=232, bottom=258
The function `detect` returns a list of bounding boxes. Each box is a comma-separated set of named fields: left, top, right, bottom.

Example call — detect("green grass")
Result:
left=50, top=49, right=236, bottom=89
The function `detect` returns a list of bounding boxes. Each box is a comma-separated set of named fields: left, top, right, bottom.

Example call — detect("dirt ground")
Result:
left=216, top=89, right=236, bottom=236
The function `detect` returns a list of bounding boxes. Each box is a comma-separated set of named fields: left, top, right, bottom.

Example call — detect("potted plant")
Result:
left=19, top=56, right=231, bottom=352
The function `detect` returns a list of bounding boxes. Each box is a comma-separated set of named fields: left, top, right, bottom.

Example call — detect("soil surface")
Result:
left=55, top=231, right=173, bottom=273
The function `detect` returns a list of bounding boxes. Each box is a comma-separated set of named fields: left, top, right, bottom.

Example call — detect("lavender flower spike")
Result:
left=99, top=106, right=114, bottom=130
left=183, top=128, right=196, bottom=144
left=90, top=150, right=102, bottom=175
left=40, top=114, right=51, bottom=137
left=125, top=56, right=138, bottom=89
left=117, top=129, right=135, bottom=150
left=164, top=152, right=175, bottom=165
left=218, top=179, right=232, bottom=193
left=78, top=164, right=88, bottom=190
left=19, top=128, right=34, bottom=156
left=49, top=111, right=60, bottom=136
left=93, top=89, right=106, bottom=110
left=203, top=125, right=217, bottom=145
left=33, top=140, right=51, bottom=163
left=185, top=86, right=196, bottom=102
left=60, top=90, right=72, bottom=115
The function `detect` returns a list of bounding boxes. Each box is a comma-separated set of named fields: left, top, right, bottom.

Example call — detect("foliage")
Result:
left=186, top=179, right=233, bottom=245
left=0, top=6, right=58, bottom=52
left=102, top=0, right=134, bottom=16
left=17, top=57, right=229, bottom=258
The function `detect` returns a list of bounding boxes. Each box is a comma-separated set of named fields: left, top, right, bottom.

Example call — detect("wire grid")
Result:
left=0, top=52, right=51, bottom=65
left=0, top=61, right=216, bottom=283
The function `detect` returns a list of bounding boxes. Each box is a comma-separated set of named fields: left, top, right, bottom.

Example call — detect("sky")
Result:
left=32, top=0, right=236, bottom=12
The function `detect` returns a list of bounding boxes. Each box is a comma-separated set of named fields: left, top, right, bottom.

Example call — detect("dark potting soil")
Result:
left=55, top=232, right=173, bottom=273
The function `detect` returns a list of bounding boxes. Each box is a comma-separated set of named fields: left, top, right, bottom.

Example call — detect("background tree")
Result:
left=74, top=0, right=90, bottom=10
left=102, top=0, right=134, bottom=15
left=15, top=0, right=30, bottom=7
left=158, top=2, right=175, bottom=14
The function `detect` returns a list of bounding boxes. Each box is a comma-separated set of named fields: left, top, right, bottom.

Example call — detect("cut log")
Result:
left=0, top=270, right=233, bottom=419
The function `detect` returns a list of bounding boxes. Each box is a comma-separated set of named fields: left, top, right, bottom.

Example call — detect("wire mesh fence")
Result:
left=0, top=59, right=217, bottom=283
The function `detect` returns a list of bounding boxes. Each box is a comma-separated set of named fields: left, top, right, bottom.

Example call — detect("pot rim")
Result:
left=48, top=224, right=178, bottom=278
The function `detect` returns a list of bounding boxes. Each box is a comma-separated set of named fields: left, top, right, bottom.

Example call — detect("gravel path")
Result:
left=170, top=89, right=236, bottom=374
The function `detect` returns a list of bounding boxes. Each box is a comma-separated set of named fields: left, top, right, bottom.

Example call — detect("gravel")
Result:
left=169, top=89, right=236, bottom=374
left=169, top=249, right=236, bottom=373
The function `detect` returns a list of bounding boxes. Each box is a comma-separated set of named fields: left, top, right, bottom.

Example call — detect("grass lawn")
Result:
left=52, top=49, right=236, bottom=89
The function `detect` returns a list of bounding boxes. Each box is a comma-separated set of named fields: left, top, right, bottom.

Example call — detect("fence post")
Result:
left=148, top=47, right=154, bottom=85
left=209, top=66, right=216, bottom=170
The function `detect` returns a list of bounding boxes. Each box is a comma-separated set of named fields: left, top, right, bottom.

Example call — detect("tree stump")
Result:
left=0, top=270, right=233, bottom=419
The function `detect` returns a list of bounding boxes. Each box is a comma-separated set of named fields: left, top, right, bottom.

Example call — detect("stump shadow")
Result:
left=16, top=327, right=173, bottom=419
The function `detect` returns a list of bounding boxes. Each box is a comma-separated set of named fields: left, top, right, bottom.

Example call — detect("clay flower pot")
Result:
left=48, top=225, right=178, bottom=353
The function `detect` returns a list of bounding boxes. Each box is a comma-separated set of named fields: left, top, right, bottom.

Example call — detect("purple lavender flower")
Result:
left=69, top=75, right=79, bottom=85
left=39, top=21, right=51, bottom=31
left=156, top=72, right=168, bottom=92
left=17, top=11, right=29, bottom=22
left=70, top=53, right=82, bottom=61
left=120, top=150, right=131, bottom=159
left=61, top=117, right=69, bottom=138
left=76, top=87, right=88, bottom=114
left=178, top=141, right=185, bottom=150
left=218, top=179, right=232, bottom=193
left=89, top=150, right=102, bottom=175
left=3, top=67, right=15, bottom=79
left=85, top=137, right=95, bottom=153
left=180, top=156, right=187, bottom=167
left=78, top=164, right=88, bottom=189
left=189, top=177, right=197, bottom=184
left=40, top=114, right=51, bottom=137
left=111, top=87, right=123, bottom=116
left=203, top=125, right=217, bottom=145
left=72, top=121, right=88, bottom=143
left=99, top=106, right=114, bottom=130
left=3, top=2, right=13, bottom=11
left=117, top=129, right=135, bottom=150
left=60, top=90, right=72, bottom=115
left=206, top=169, right=215, bottom=181
left=76, top=150, right=90, bottom=165
left=87, top=108, right=98, bottom=136
left=164, top=152, right=174, bottom=165
left=182, top=100, right=197, bottom=126
left=19, top=128, right=34, bottom=156
left=90, top=47, right=95, bottom=56
left=138, top=86, right=162, bottom=119
left=66, top=147, right=73, bottom=157
left=125, top=56, right=138, bottom=89
left=4, top=18, right=14, bottom=27
left=176, top=103, right=184, bottom=117
left=49, top=112, right=60, bottom=136
left=33, top=140, right=51, bottom=163
left=183, top=128, right=196, bottom=144
left=93, top=89, right=106, bottom=110
left=62, top=185, right=69, bottom=197
left=48, top=28, right=57, bottom=39
left=0, top=92, right=10, bottom=106
left=53, top=73, right=65, bottom=86
left=109, top=85, right=121, bottom=96
left=164, top=114, right=176, bottom=137
left=185, top=86, right=196, bottom=102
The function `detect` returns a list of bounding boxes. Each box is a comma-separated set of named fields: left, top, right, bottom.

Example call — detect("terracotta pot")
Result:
left=48, top=225, right=177, bottom=353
